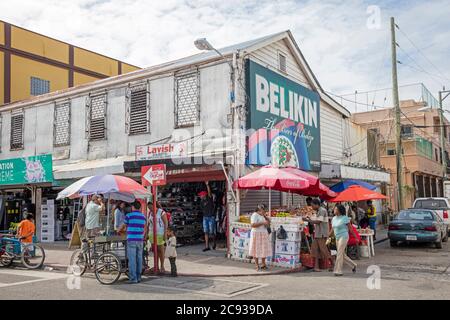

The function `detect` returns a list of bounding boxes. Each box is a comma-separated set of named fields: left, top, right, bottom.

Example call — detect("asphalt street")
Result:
left=1, top=239, right=449, bottom=300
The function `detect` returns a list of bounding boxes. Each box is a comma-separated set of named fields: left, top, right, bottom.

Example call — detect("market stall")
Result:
left=231, top=165, right=335, bottom=269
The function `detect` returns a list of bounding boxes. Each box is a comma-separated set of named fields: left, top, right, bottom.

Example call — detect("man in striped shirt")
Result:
left=121, top=201, right=146, bottom=284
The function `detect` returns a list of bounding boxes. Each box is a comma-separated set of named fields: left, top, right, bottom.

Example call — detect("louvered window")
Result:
left=278, top=52, right=287, bottom=73
left=88, top=93, right=107, bottom=141
left=10, top=113, right=24, bottom=150
left=30, top=77, right=50, bottom=96
left=54, top=102, right=71, bottom=147
left=128, top=84, right=149, bottom=135
left=0, top=114, right=2, bottom=153
left=175, top=71, right=200, bottom=128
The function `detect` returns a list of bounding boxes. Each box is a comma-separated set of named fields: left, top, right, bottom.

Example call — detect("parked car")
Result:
left=412, top=198, right=450, bottom=232
left=388, top=209, right=448, bottom=249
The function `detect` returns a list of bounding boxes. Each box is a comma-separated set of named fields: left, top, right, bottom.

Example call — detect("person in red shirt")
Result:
left=17, top=214, right=36, bottom=243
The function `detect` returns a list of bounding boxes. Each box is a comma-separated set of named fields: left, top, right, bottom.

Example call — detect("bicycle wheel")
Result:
left=94, top=253, right=122, bottom=285
left=21, top=243, right=45, bottom=269
left=0, top=244, right=14, bottom=267
left=69, top=249, right=88, bottom=276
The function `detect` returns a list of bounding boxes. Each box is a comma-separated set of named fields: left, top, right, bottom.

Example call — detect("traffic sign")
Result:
left=141, top=164, right=167, bottom=186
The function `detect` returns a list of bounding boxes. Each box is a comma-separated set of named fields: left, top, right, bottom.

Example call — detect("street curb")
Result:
left=45, top=263, right=305, bottom=277
left=374, top=237, right=389, bottom=245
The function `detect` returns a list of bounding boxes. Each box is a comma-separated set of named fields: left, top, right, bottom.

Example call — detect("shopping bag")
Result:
left=300, top=253, right=315, bottom=269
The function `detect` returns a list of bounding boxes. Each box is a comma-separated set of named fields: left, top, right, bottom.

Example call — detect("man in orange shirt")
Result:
left=17, top=214, right=36, bottom=243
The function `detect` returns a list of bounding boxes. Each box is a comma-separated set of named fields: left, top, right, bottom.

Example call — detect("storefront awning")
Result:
left=53, top=156, right=134, bottom=180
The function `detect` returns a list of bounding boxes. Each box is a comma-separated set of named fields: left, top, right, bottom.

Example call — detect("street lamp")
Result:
left=194, top=38, right=225, bottom=58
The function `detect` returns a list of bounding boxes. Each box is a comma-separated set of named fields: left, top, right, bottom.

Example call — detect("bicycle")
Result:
left=0, top=235, right=46, bottom=269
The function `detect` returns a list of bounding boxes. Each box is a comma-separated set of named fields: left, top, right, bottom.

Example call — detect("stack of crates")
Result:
left=40, top=200, right=55, bottom=243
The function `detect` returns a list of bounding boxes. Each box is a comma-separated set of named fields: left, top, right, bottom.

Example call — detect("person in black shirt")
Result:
left=199, top=181, right=216, bottom=252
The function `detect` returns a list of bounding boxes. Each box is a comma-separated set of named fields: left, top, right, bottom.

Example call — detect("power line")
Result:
left=397, top=25, right=450, bottom=83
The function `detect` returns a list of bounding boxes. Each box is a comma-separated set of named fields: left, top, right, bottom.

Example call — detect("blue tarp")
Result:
left=330, top=179, right=377, bottom=193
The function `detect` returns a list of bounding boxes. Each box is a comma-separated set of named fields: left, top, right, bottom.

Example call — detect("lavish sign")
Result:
left=0, top=154, right=53, bottom=186
left=246, top=60, right=321, bottom=171
left=136, top=142, right=187, bottom=161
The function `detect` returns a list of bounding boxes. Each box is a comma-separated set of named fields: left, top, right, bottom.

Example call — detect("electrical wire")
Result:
left=397, top=25, right=450, bottom=83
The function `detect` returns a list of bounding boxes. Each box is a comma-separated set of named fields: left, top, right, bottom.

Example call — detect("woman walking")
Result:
left=330, top=204, right=357, bottom=276
left=248, top=204, right=272, bottom=271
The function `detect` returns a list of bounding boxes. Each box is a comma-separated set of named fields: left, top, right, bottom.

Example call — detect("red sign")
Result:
left=141, top=164, right=167, bottom=187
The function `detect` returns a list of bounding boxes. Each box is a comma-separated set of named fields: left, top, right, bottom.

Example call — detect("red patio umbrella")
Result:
left=235, top=165, right=310, bottom=193
left=282, top=166, right=337, bottom=198
left=328, top=185, right=387, bottom=202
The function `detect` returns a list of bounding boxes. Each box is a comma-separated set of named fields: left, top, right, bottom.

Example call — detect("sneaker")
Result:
left=202, top=247, right=210, bottom=252
left=212, top=244, right=217, bottom=250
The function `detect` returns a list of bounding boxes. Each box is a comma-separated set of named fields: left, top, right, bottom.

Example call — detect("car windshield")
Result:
left=414, top=199, right=447, bottom=209
left=396, top=211, right=435, bottom=221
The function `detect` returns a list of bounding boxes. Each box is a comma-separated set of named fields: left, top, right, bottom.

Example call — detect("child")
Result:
left=165, top=227, right=177, bottom=277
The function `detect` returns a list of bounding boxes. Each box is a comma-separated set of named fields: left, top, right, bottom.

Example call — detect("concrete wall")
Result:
left=0, top=62, right=232, bottom=168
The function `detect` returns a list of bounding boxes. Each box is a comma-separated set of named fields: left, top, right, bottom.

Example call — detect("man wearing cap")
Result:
left=199, top=181, right=216, bottom=252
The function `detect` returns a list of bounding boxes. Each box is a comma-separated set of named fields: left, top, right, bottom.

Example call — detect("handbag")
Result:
left=276, top=225, right=287, bottom=240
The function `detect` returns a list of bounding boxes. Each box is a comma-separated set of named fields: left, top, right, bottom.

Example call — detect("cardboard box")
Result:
left=285, top=231, right=301, bottom=242
left=232, top=227, right=251, bottom=239
left=233, top=236, right=250, bottom=250
left=275, top=240, right=301, bottom=255
left=272, top=254, right=300, bottom=268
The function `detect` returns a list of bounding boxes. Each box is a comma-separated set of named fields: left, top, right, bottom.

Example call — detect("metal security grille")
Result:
left=89, top=94, right=107, bottom=141
left=53, top=102, right=71, bottom=147
left=30, top=77, right=50, bottom=96
left=129, top=84, right=149, bottom=135
left=10, top=113, right=24, bottom=150
left=175, top=71, right=200, bottom=127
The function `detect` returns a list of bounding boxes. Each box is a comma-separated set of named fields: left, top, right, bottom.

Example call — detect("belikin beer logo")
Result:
left=246, top=60, right=321, bottom=172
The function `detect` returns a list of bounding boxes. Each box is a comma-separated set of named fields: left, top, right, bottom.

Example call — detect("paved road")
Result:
left=1, top=240, right=449, bottom=300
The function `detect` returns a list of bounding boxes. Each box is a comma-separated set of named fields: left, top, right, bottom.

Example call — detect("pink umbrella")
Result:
left=235, top=166, right=310, bottom=212
left=282, top=167, right=337, bottom=198
left=235, top=166, right=310, bottom=192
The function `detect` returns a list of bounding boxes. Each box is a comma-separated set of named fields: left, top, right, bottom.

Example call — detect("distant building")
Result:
left=352, top=99, right=450, bottom=209
left=0, top=20, right=140, bottom=105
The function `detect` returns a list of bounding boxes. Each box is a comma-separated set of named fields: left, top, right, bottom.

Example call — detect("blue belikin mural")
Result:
left=245, top=60, right=321, bottom=171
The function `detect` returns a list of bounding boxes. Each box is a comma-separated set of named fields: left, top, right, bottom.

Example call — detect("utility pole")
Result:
left=439, top=88, right=450, bottom=181
left=391, top=17, right=403, bottom=211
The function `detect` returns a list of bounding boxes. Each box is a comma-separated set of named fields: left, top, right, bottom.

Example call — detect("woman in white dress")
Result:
left=248, top=204, right=272, bottom=271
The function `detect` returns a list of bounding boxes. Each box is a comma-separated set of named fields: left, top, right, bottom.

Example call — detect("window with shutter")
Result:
left=54, top=102, right=71, bottom=147
left=10, top=113, right=24, bottom=150
left=129, top=84, right=149, bottom=135
left=89, top=94, right=107, bottom=141
left=175, top=71, right=200, bottom=128
left=278, top=52, right=287, bottom=73
left=30, top=77, right=50, bottom=96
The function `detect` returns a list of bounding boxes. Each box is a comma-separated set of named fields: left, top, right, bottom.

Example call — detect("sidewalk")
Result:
left=40, top=242, right=299, bottom=277
left=39, top=226, right=389, bottom=276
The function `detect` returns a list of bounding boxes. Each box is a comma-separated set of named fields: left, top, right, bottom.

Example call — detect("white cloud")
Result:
left=2, top=0, right=450, bottom=111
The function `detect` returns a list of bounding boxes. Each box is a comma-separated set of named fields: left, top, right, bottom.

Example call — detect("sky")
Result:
left=2, top=0, right=450, bottom=112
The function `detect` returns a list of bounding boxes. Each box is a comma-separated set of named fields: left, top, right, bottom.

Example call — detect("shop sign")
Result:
left=142, top=164, right=167, bottom=187
left=0, top=154, right=53, bottom=186
left=136, top=142, right=187, bottom=161
left=341, top=165, right=390, bottom=183
left=246, top=60, right=321, bottom=171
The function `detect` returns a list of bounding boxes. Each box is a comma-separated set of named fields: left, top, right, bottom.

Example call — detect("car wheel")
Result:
left=443, top=230, right=449, bottom=243
left=390, top=240, right=398, bottom=247
left=435, top=238, right=443, bottom=249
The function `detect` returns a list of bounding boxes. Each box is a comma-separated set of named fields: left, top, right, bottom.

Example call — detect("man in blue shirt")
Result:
left=120, top=201, right=146, bottom=284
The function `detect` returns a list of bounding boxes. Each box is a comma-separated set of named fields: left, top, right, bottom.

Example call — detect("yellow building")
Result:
left=0, top=20, right=140, bottom=105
